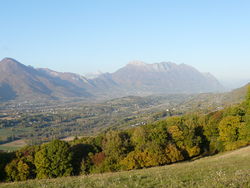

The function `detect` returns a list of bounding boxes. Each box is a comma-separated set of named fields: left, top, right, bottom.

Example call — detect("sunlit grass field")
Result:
left=0, top=139, right=27, bottom=152
left=1, top=146, right=250, bottom=188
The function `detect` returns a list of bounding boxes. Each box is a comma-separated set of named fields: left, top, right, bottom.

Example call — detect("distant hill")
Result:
left=222, top=82, right=250, bottom=104
left=110, top=61, right=223, bottom=95
left=0, top=58, right=224, bottom=101
left=0, top=58, right=91, bottom=101
left=179, top=82, right=250, bottom=112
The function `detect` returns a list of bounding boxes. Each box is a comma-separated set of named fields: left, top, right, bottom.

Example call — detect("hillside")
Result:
left=222, top=82, right=250, bottom=104
left=1, top=145, right=249, bottom=188
left=0, top=58, right=91, bottom=101
left=0, top=58, right=224, bottom=101
left=111, top=61, right=223, bottom=95
left=0, top=83, right=248, bottom=147
left=0, top=79, right=249, bottom=186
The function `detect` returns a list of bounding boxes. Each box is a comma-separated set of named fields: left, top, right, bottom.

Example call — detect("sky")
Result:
left=0, top=0, right=249, bottom=86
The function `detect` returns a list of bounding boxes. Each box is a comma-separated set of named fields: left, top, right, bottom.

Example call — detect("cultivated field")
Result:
left=1, top=145, right=250, bottom=188
left=0, top=139, right=27, bottom=151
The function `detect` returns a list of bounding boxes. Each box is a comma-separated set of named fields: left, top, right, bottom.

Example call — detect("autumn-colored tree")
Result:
left=218, top=116, right=247, bottom=150
left=5, top=158, right=33, bottom=182
left=4, top=146, right=37, bottom=182
left=168, top=121, right=202, bottom=158
left=165, top=143, right=184, bottom=163
left=2, top=85, right=250, bottom=182
left=91, top=152, right=106, bottom=166
left=120, top=148, right=167, bottom=170
left=219, top=116, right=241, bottom=143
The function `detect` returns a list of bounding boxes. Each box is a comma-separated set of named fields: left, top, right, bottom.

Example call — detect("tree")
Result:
left=34, top=140, right=73, bottom=179
left=0, top=152, right=14, bottom=181
left=219, top=116, right=241, bottom=143
left=165, top=144, right=184, bottom=163
left=202, top=111, right=223, bottom=153
left=4, top=146, right=37, bottom=182
left=70, top=143, right=98, bottom=175
left=103, top=131, right=131, bottom=158
left=100, top=131, right=132, bottom=172
left=218, top=116, right=247, bottom=150
left=5, top=158, right=33, bottom=182
left=131, top=127, right=148, bottom=151
left=167, top=117, right=203, bottom=158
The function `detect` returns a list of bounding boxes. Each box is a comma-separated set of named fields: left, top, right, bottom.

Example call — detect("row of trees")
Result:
left=0, top=88, right=249, bottom=182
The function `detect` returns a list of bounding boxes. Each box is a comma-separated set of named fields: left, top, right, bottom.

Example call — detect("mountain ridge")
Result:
left=0, top=58, right=224, bottom=101
left=110, top=61, right=223, bottom=94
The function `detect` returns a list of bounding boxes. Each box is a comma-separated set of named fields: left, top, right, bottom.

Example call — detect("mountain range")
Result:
left=0, top=58, right=223, bottom=101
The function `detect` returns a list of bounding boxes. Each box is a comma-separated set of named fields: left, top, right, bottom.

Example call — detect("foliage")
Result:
left=2, top=146, right=250, bottom=188
left=0, top=152, right=14, bottom=181
left=34, top=140, right=73, bottom=179
left=0, top=86, right=250, bottom=182
left=5, top=158, right=33, bottom=181
left=100, top=131, right=132, bottom=172
left=245, top=86, right=250, bottom=108
left=4, top=146, right=37, bottom=182
left=70, top=143, right=98, bottom=175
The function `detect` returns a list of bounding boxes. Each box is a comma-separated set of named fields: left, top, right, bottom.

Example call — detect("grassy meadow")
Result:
left=1, top=145, right=249, bottom=188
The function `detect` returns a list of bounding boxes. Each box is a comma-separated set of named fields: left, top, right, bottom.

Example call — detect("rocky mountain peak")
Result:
left=128, top=61, right=146, bottom=66
left=0, top=58, right=224, bottom=101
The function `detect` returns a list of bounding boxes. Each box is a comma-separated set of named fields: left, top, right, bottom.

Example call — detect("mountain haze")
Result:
left=0, top=58, right=223, bottom=101
left=111, top=61, right=223, bottom=94
left=0, top=58, right=91, bottom=101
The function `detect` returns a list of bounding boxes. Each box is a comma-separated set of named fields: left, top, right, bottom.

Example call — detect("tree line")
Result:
left=0, top=87, right=249, bottom=182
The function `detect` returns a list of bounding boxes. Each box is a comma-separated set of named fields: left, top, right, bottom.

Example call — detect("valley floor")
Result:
left=1, top=146, right=250, bottom=188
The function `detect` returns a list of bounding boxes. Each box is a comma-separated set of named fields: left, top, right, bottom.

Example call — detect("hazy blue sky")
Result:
left=0, top=0, right=249, bottom=84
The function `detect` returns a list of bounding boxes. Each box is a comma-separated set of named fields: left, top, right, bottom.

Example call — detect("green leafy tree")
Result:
left=131, top=127, right=148, bottom=151
left=202, top=111, right=224, bottom=153
left=70, top=143, right=98, bottom=175
left=243, top=109, right=250, bottom=142
left=34, top=140, right=73, bottom=179
left=100, top=131, right=132, bottom=172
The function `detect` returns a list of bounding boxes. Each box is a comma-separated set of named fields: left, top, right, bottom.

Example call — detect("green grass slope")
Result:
left=1, top=145, right=250, bottom=188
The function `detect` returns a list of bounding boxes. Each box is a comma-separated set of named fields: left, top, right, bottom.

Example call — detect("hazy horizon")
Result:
left=0, top=1, right=249, bottom=87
